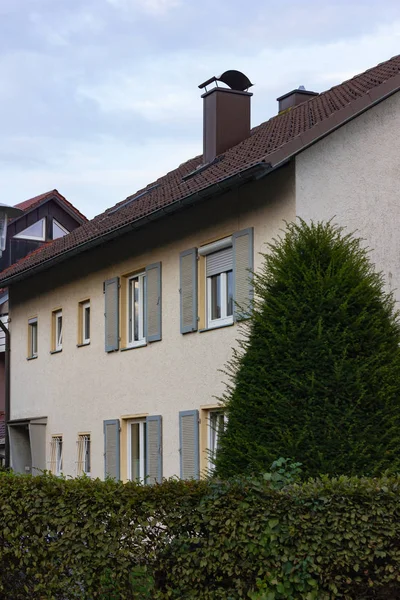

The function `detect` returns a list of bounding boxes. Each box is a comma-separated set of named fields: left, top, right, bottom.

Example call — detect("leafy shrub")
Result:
left=215, top=220, right=400, bottom=479
left=1, top=472, right=400, bottom=598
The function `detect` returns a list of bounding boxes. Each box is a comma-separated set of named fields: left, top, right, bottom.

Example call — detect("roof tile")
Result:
left=2, top=54, right=400, bottom=283
left=13, top=190, right=87, bottom=224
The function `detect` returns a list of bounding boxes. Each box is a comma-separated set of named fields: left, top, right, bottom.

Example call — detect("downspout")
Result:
left=0, top=318, right=9, bottom=468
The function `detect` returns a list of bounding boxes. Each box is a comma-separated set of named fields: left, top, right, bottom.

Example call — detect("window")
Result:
left=128, top=273, right=146, bottom=347
left=50, top=435, right=63, bottom=475
left=207, top=411, right=226, bottom=473
left=14, top=218, right=46, bottom=241
left=180, top=229, right=253, bottom=334
left=52, top=309, right=62, bottom=352
left=77, top=434, right=91, bottom=476
left=203, top=238, right=233, bottom=328
left=79, top=301, right=90, bottom=345
left=127, top=419, right=147, bottom=482
left=105, top=263, right=161, bottom=352
left=52, top=219, right=69, bottom=240
left=28, top=317, right=38, bottom=358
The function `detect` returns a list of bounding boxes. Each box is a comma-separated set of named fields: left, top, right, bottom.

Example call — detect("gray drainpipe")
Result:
left=0, top=319, right=10, bottom=468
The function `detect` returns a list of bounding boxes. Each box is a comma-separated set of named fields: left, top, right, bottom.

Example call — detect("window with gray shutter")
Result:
left=179, top=410, right=199, bottom=480
left=146, top=415, right=162, bottom=484
left=180, top=248, right=198, bottom=334
left=104, top=277, right=120, bottom=352
left=232, top=228, right=254, bottom=320
left=145, top=262, right=162, bottom=342
left=104, top=419, right=120, bottom=480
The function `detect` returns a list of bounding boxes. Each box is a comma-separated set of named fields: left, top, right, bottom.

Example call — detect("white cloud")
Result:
left=2, top=2, right=400, bottom=219
left=105, top=0, right=180, bottom=16
left=76, top=20, right=400, bottom=129
left=77, top=75, right=199, bottom=122
left=1, top=135, right=200, bottom=218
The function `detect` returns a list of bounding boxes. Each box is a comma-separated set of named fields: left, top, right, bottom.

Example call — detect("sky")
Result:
left=1, top=1, right=400, bottom=219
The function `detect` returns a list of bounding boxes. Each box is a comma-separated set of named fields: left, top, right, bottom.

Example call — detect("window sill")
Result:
left=50, top=349, right=62, bottom=355
left=77, top=342, right=90, bottom=348
left=26, top=355, right=38, bottom=361
left=199, top=321, right=234, bottom=333
left=121, top=342, right=147, bottom=352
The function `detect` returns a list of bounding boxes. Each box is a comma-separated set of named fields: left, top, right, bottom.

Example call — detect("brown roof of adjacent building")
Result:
left=13, top=189, right=88, bottom=224
left=2, top=54, right=400, bottom=285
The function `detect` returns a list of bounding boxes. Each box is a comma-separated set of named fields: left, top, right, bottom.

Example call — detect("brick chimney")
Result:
left=199, top=70, right=253, bottom=164
left=277, top=86, right=318, bottom=114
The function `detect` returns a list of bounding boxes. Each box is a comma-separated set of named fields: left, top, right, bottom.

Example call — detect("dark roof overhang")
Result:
left=1, top=162, right=274, bottom=286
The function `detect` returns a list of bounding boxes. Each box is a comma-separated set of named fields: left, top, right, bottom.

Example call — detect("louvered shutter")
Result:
left=104, top=277, right=120, bottom=352
left=179, top=410, right=199, bottom=480
left=104, top=419, right=120, bottom=480
left=145, top=262, right=162, bottom=342
left=232, top=228, right=254, bottom=321
left=180, top=248, right=198, bottom=334
left=146, top=415, right=162, bottom=484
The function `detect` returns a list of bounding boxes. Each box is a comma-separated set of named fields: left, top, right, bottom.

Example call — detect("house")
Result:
left=1, top=55, right=400, bottom=480
left=0, top=190, right=87, bottom=466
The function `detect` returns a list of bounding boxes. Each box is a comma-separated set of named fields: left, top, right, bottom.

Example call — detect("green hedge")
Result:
left=1, top=473, right=400, bottom=599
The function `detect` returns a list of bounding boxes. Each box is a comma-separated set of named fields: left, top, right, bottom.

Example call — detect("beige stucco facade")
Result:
left=9, top=90, right=400, bottom=481
left=296, top=90, right=400, bottom=301
left=9, top=163, right=295, bottom=479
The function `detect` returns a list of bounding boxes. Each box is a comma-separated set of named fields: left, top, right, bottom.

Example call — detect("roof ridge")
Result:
left=13, top=189, right=87, bottom=223
left=2, top=53, right=400, bottom=284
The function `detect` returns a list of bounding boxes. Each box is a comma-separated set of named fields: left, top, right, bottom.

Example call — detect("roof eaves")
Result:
left=0, top=162, right=273, bottom=286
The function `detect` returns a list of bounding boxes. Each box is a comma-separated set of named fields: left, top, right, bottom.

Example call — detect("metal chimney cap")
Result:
left=199, top=70, right=253, bottom=92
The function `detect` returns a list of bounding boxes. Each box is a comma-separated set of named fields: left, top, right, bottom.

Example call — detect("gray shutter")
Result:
left=104, top=277, right=120, bottom=352
left=104, top=419, right=120, bottom=480
left=29, top=422, right=46, bottom=476
left=179, top=410, right=199, bottom=480
left=145, top=262, right=162, bottom=342
left=232, top=228, right=254, bottom=321
left=180, top=248, right=198, bottom=334
left=146, top=415, right=162, bottom=484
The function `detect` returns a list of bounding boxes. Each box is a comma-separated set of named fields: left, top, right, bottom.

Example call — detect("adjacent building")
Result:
left=0, top=190, right=87, bottom=465
left=1, top=55, right=400, bottom=480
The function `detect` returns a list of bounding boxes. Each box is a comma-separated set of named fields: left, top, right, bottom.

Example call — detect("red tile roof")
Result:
left=13, top=189, right=87, bottom=224
left=2, top=54, right=400, bottom=285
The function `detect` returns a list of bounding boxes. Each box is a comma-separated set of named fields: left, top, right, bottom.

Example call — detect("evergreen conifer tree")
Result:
left=214, top=220, right=400, bottom=478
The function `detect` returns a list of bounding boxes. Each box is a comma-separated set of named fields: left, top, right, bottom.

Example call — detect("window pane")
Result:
left=226, top=270, right=233, bottom=316
left=209, top=412, right=225, bottom=468
left=133, top=279, right=139, bottom=341
left=210, top=274, right=221, bottom=320
left=53, top=220, right=69, bottom=240
left=57, top=316, right=62, bottom=346
left=84, top=306, right=90, bottom=340
left=31, top=322, right=38, bottom=355
left=85, top=438, right=91, bottom=474
left=15, top=218, right=45, bottom=240
left=57, top=438, right=63, bottom=473
left=143, top=422, right=147, bottom=478
left=130, top=423, right=140, bottom=480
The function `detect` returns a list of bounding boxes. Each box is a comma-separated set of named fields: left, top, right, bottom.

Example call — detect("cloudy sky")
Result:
left=1, top=0, right=400, bottom=218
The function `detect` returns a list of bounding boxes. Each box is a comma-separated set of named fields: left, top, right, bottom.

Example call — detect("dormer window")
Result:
left=14, top=218, right=46, bottom=241
left=53, top=219, right=69, bottom=240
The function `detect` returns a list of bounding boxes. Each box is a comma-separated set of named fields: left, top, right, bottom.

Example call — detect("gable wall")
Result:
left=296, top=90, right=400, bottom=300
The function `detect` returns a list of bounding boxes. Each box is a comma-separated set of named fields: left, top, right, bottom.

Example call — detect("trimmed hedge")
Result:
left=1, top=473, right=400, bottom=598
